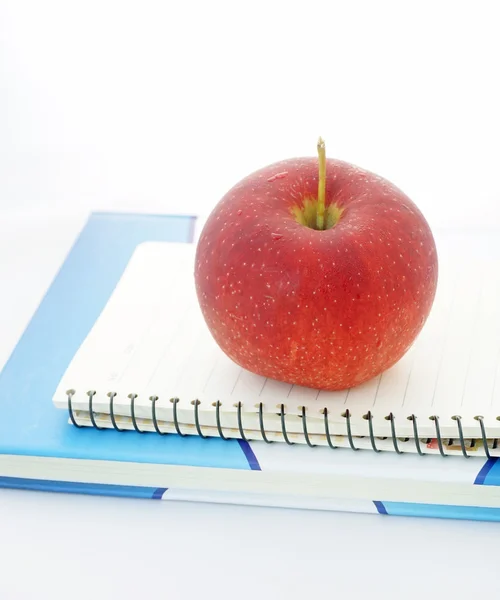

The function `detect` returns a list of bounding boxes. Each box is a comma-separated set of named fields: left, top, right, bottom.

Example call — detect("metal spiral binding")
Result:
left=192, top=399, right=207, bottom=439
left=109, top=391, right=125, bottom=432
left=150, top=395, right=166, bottom=435
left=301, top=406, right=316, bottom=448
left=387, top=413, right=402, bottom=455
left=258, top=402, right=272, bottom=443
left=87, top=390, right=102, bottom=430
left=279, top=404, right=294, bottom=445
left=407, top=415, right=424, bottom=456
left=452, top=415, right=469, bottom=458
left=129, top=393, right=143, bottom=433
left=171, top=397, right=186, bottom=436
left=66, top=389, right=81, bottom=428
left=215, top=400, right=228, bottom=440
left=475, top=416, right=491, bottom=459
left=342, top=409, right=358, bottom=451
left=65, top=389, right=497, bottom=458
left=237, top=401, right=249, bottom=442
left=429, top=415, right=446, bottom=457
left=364, top=411, right=380, bottom=453
left=322, top=408, right=338, bottom=450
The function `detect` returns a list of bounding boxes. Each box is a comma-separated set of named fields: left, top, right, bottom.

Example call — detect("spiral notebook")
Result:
left=51, top=229, right=500, bottom=458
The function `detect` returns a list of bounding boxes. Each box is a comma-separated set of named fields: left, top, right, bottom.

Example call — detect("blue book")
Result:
left=1, top=211, right=500, bottom=523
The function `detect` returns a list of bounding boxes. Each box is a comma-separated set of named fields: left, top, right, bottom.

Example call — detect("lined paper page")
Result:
left=53, top=233, right=500, bottom=439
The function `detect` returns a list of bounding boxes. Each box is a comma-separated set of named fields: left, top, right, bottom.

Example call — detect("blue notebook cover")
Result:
left=0, top=211, right=499, bottom=523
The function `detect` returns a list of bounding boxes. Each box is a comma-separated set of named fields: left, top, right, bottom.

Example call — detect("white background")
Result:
left=1, top=1, right=500, bottom=598
left=1, top=0, right=499, bottom=228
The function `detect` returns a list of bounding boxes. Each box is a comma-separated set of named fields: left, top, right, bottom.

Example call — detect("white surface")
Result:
left=2, top=1, right=500, bottom=596
left=1, top=487, right=500, bottom=600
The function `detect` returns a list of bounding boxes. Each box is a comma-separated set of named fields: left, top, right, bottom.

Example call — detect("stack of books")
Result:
left=1, top=211, right=500, bottom=523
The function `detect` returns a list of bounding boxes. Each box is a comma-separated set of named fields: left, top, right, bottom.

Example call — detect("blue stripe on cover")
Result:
left=238, top=440, right=261, bottom=470
left=475, top=458, right=500, bottom=486
left=373, top=501, right=388, bottom=514
left=382, top=500, right=500, bottom=521
left=0, top=476, right=165, bottom=499
left=152, top=487, right=168, bottom=499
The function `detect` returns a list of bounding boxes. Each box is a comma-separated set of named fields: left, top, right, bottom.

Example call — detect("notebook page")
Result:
left=53, top=235, right=500, bottom=440
left=52, top=241, right=198, bottom=412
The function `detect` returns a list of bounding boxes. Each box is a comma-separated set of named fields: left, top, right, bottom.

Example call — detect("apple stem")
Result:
left=316, top=137, right=326, bottom=230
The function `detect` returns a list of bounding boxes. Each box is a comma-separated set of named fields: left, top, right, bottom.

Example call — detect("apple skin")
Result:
left=194, top=157, right=438, bottom=391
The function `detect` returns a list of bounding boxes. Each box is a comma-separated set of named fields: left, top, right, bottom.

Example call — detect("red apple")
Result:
left=194, top=140, right=438, bottom=391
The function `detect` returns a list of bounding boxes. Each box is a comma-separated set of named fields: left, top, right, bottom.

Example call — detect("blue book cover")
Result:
left=0, top=210, right=499, bottom=523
